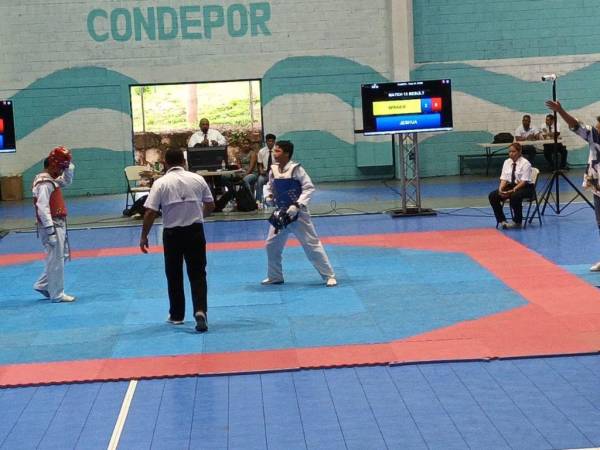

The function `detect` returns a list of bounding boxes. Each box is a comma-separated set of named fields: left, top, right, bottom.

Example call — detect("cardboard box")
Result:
left=0, top=175, right=24, bottom=201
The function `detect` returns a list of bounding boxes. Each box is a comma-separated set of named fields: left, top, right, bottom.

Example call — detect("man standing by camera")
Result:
left=32, top=146, right=76, bottom=303
left=140, top=148, right=215, bottom=332
left=261, top=140, right=337, bottom=287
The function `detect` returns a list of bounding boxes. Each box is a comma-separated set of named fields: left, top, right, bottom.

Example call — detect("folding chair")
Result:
left=495, top=167, right=542, bottom=229
left=124, top=166, right=151, bottom=211
left=523, top=167, right=542, bottom=228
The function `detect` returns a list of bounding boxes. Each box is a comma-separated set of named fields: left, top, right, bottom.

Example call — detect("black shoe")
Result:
left=195, top=312, right=208, bottom=333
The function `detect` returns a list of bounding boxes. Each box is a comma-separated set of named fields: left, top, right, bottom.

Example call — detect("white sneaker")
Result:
left=326, top=277, right=338, bottom=287
left=590, top=262, right=600, bottom=272
left=499, top=221, right=509, bottom=230
left=505, top=222, right=522, bottom=229
left=52, top=293, right=76, bottom=303
left=166, top=315, right=184, bottom=325
left=261, top=278, right=284, bottom=285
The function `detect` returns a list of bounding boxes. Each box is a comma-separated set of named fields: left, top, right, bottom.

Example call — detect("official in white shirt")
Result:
left=540, top=113, right=568, bottom=169
left=140, top=148, right=215, bottom=332
left=256, top=133, right=276, bottom=203
left=515, top=114, right=541, bottom=164
left=488, top=142, right=535, bottom=229
left=187, top=118, right=227, bottom=148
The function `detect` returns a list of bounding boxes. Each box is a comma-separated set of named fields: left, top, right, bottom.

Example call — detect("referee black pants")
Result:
left=162, top=222, right=207, bottom=321
left=488, top=183, right=535, bottom=224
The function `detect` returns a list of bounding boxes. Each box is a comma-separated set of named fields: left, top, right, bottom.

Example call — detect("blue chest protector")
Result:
left=272, top=178, right=302, bottom=209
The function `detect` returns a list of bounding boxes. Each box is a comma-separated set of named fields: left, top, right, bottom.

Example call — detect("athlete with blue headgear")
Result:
left=262, top=140, right=337, bottom=287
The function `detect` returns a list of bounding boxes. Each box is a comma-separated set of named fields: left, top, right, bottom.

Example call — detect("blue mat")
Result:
left=0, top=245, right=526, bottom=365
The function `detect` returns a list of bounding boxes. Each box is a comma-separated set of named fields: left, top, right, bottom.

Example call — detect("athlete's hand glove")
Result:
left=286, top=205, right=299, bottom=220
left=47, top=234, right=57, bottom=247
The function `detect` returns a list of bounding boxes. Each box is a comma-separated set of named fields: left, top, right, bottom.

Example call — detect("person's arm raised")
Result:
left=546, top=100, right=578, bottom=129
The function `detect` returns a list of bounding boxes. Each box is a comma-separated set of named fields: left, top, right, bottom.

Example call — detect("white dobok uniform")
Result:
left=32, top=164, right=74, bottom=300
left=263, top=161, right=335, bottom=282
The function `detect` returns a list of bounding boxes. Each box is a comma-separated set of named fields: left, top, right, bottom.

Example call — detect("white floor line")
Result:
left=107, top=379, right=138, bottom=450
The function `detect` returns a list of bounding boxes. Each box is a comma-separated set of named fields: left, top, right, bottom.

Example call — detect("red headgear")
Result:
left=48, top=146, right=72, bottom=170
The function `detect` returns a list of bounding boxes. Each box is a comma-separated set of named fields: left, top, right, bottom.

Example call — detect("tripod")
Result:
left=539, top=78, right=594, bottom=214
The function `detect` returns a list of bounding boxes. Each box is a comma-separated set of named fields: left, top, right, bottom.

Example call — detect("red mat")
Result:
left=2, top=229, right=600, bottom=387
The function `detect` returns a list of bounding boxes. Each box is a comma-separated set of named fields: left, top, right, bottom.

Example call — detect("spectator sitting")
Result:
left=515, top=114, right=541, bottom=164
left=188, top=118, right=227, bottom=148
left=488, top=142, right=535, bottom=230
left=540, top=113, right=568, bottom=170
left=238, top=146, right=258, bottom=199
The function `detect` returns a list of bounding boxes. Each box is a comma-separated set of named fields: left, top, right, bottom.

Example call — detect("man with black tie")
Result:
left=256, top=133, right=276, bottom=204
left=488, top=142, right=535, bottom=229
left=540, top=113, right=568, bottom=169
left=188, top=117, right=227, bottom=147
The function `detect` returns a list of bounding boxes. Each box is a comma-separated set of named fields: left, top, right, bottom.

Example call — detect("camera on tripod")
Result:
left=541, top=74, right=557, bottom=82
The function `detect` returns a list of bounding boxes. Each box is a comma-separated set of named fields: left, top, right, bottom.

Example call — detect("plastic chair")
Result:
left=124, top=166, right=151, bottom=212
left=523, top=167, right=542, bottom=228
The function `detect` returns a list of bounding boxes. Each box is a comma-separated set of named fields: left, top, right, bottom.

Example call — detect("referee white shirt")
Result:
left=144, top=166, right=214, bottom=228
left=540, top=120, right=560, bottom=137
left=257, top=145, right=273, bottom=169
left=499, top=156, right=532, bottom=184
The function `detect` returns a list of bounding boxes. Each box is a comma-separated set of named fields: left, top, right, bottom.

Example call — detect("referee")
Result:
left=140, top=148, right=215, bottom=332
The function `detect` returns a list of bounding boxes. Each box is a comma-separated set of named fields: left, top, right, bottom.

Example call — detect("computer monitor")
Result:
left=0, top=100, right=16, bottom=153
left=186, top=145, right=228, bottom=171
left=361, top=79, right=453, bottom=135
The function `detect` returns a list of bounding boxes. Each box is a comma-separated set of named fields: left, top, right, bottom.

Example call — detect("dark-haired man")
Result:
left=140, top=148, right=215, bottom=332
left=515, top=114, right=541, bottom=164
left=256, top=133, right=276, bottom=204
left=188, top=118, right=226, bottom=148
left=488, top=142, right=535, bottom=229
left=540, top=113, right=568, bottom=169
left=262, top=140, right=337, bottom=287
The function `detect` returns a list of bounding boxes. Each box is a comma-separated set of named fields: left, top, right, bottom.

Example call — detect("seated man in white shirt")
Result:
left=188, top=118, right=227, bottom=148
left=540, top=113, right=568, bottom=169
left=515, top=114, right=542, bottom=164
left=488, top=142, right=535, bottom=229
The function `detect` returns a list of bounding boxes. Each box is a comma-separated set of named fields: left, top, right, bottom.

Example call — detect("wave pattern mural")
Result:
left=262, top=56, right=388, bottom=107
left=22, top=148, right=131, bottom=197
left=8, top=59, right=596, bottom=187
left=412, top=63, right=600, bottom=114
left=10, top=67, right=137, bottom=140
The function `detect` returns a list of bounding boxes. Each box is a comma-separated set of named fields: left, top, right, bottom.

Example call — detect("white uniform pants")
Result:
left=266, top=211, right=335, bottom=282
left=34, top=221, right=68, bottom=300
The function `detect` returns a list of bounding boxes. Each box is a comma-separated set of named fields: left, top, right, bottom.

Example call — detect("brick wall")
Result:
left=0, top=0, right=398, bottom=196
left=6, top=0, right=595, bottom=191
left=412, top=1, right=600, bottom=176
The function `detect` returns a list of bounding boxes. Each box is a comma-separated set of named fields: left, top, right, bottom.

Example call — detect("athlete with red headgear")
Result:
left=32, top=146, right=76, bottom=302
